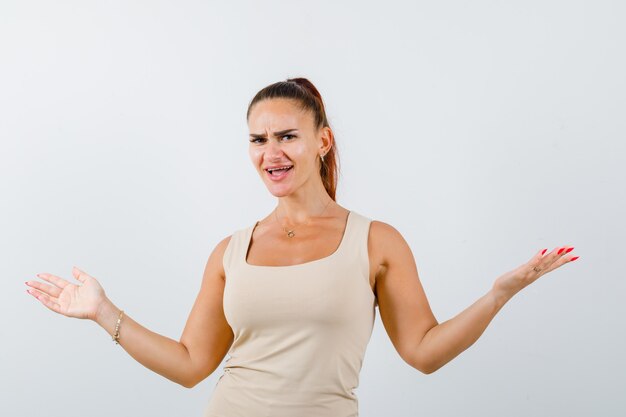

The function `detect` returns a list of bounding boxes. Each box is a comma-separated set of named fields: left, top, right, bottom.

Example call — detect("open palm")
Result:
left=26, top=266, right=107, bottom=321
left=492, top=246, right=578, bottom=304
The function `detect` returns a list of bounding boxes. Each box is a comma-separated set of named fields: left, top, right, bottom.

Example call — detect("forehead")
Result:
left=248, top=98, right=313, bottom=131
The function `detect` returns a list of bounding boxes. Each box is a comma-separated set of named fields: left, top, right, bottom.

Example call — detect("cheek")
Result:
left=249, top=148, right=262, bottom=162
left=289, top=145, right=312, bottom=161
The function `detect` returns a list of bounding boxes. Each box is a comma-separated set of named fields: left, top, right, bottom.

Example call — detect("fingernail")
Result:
left=541, top=249, right=547, bottom=255
left=570, top=256, right=579, bottom=261
left=565, top=247, right=574, bottom=253
left=558, top=247, right=565, bottom=255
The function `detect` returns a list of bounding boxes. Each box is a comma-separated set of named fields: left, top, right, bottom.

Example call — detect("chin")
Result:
left=264, top=181, right=295, bottom=196
left=268, top=188, right=292, bottom=198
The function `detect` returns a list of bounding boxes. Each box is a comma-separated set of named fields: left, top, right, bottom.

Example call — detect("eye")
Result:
left=249, top=134, right=296, bottom=144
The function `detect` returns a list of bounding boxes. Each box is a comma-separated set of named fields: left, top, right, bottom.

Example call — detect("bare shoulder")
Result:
left=216, top=233, right=233, bottom=251
left=368, top=220, right=409, bottom=268
left=369, top=219, right=404, bottom=242
left=210, top=234, right=233, bottom=280
left=204, top=235, right=233, bottom=281
left=364, top=219, right=413, bottom=294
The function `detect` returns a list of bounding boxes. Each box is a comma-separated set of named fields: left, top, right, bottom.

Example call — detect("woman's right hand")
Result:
left=26, top=266, right=108, bottom=321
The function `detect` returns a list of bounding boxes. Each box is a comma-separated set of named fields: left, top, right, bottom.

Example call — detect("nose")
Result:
left=265, top=139, right=284, bottom=160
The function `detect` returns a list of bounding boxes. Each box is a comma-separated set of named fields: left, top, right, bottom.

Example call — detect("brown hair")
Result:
left=246, top=77, right=340, bottom=201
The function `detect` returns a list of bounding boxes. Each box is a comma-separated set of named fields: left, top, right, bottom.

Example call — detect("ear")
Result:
left=318, top=126, right=334, bottom=155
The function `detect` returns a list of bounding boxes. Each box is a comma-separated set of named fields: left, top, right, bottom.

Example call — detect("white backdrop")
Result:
left=2, top=1, right=624, bottom=416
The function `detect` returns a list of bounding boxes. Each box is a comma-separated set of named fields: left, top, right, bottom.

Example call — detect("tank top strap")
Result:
left=341, top=210, right=373, bottom=279
left=222, top=225, right=251, bottom=276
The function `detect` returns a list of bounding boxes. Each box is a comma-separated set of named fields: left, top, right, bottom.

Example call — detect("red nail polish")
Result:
left=570, top=256, right=579, bottom=261
left=541, top=249, right=547, bottom=255
left=565, top=247, right=574, bottom=253
left=558, top=248, right=565, bottom=254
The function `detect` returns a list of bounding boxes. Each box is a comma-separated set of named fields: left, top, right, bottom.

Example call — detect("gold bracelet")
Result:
left=112, top=309, right=124, bottom=345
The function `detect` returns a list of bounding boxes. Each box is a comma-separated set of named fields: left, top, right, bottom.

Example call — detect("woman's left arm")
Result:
left=372, top=221, right=578, bottom=374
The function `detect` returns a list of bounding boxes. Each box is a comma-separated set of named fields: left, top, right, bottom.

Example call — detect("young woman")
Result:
left=25, top=77, right=579, bottom=417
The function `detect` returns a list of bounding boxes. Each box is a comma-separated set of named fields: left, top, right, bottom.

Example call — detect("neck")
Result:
left=274, top=178, right=334, bottom=225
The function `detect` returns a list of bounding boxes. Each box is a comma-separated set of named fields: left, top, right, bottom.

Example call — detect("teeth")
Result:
left=267, top=166, right=292, bottom=173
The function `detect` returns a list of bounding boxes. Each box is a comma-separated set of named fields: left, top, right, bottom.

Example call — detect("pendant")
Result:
left=287, top=230, right=295, bottom=238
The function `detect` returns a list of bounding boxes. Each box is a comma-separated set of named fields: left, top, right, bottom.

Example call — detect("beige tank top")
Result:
left=203, top=210, right=376, bottom=417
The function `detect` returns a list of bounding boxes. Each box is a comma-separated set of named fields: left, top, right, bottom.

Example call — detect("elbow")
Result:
left=420, top=359, right=446, bottom=375
left=181, top=366, right=215, bottom=389
left=180, top=376, right=199, bottom=389
left=407, top=350, right=436, bottom=375
left=178, top=345, right=208, bottom=388
left=420, top=364, right=438, bottom=375
left=413, top=361, right=434, bottom=375
left=409, top=353, right=440, bottom=375
left=178, top=366, right=201, bottom=388
left=177, top=377, right=193, bottom=389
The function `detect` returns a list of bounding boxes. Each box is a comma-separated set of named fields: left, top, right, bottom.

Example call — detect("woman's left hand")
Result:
left=492, top=246, right=579, bottom=306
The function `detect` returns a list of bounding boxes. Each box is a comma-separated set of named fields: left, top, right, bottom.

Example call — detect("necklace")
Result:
left=273, top=198, right=333, bottom=238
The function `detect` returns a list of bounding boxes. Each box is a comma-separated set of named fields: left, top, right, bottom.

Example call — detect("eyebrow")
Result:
left=249, top=128, right=298, bottom=139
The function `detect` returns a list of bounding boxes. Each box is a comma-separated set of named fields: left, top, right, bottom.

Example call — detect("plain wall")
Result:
left=1, top=1, right=624, bottom=416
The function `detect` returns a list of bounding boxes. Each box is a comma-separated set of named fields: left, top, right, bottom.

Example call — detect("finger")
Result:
left=25, top=280, right=62, bottom=298
left=546, top=245, right=574, bottom=267
left=27, top=288, right=62, bottom=314
left=533, top=247, right=558, bottom=272
left=36, top=272, right=70, bottom=290
left=527, top=248, right=548, bottom=273
left=557, top=245, right=574, bottom=256
left=532, top=246, right=576, bottom=275
left=534, top=246, right=569, bottom=270
left=27, top=287, right=60, bottom=304
left=542, top=250, right=578, bottom=275
left=72, top=266, right=88, bottom=283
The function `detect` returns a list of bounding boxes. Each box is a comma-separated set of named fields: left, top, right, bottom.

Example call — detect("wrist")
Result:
left=94, top=298, right=118, bottom=326
left=489, top=286, right=515, bottom=312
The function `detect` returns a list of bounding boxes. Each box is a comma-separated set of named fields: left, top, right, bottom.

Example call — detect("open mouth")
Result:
left=265, top=165, right=293, bottom=180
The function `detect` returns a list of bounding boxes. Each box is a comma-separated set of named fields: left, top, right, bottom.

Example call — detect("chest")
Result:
left=244, top=222, right=380, bottom=294
left=245, top=229, right=339, bottom=266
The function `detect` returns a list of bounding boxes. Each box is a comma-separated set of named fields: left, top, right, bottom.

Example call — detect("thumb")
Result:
left=72, top=266, right=87, bottom=283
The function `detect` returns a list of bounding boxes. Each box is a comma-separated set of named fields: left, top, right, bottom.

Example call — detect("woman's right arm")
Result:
left=27, top=235, right=234, bottom=389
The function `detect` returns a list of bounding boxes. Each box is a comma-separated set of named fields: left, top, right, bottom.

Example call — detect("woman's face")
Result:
left=247, top=98, right=330, bottom=198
